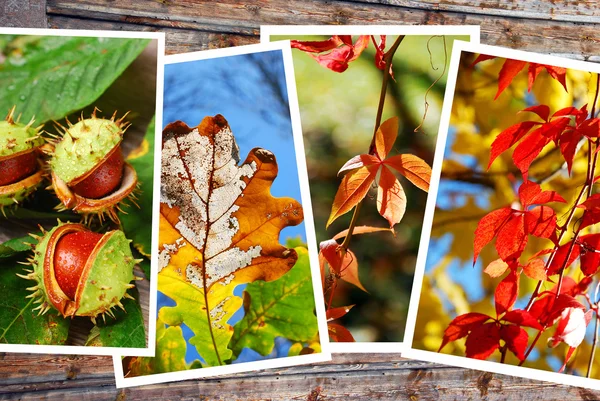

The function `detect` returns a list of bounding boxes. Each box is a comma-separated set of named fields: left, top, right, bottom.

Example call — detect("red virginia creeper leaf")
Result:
left=547, top=241, right=580, bottom=276
left=518, top=180, right=566, bottom=207
left=577, top=194, right=600, bottom=229
left=348, top=35, right=370, bottom=62
left=512, top=128, right=551, bottom=179
left=495, top=59, right=528, bottom=99
left=488, top=121, right=538, bottom=169
left=550, top=307, right=588, bottom=348
left=290, top=36, right=343, bottom=53
left=319, top=240, right=367, bottom=292
left=384, top=154, right=431, bottom=192
left=502, top=309, right=543, bottom=330
left=439, top=312, right=491, bottom=352
left=375, top=117, right=399, bottom=160
left=559, top=346, right=577, bottom=373
left=376, top=166, right=407, bottom=228
left=473, top=207, right=513, bottom=264
left=496, top=214, right=527, bottom=261
left=542, top=65, right=568, bottom=92
left=525, top=205, right=557, bottom=240
left=327, top=165, right=378, bottom=227
left=579, top=233, right=600, bottom=276
left=483, top=259, right=509, bottom=278
left=558, top=128, right=581, bottom=174
left=500, top=324, right=529, bottom=361
left=328, top=323, right=355, bottom=342
left=326, top=305, right=355, bottom=321
left=547, top=294, right=585, bottom=323
left=521, top=105, right=550, bottom=122
left=471, top=54, right=496, bottom=66
left=495, top=270, right=519, bottom=316
left=465, top=322, right=501, bottom=360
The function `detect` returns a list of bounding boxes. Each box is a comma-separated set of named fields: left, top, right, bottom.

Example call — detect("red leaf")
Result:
left=496, top=214, right=527, bottom=261
left=327, top=165, right=378, bottom=227
left=338, top=154, right=380, bottom=176
left=348, top=35, right=370, bottom=62
left=577, top=194, right=600, bottom=229
left=500, top=324, right=529, bottom=361
left=579, top=233, right=600, bottom=276
left=579, top=118, right=600, bottom=138
left=495, top=59, right=528, bottom=99
left=439, top=312, right=491, bottom=352
left=383, top=154, right=431, bottom=192
left=521, top=105, right=550, bottom=122
left=328, top=323, right=355, bottom=342
left=326, top=305, right=355, bottom=321
left=376, top=166, right=407, bottom=228
left=290, top=36, right=343, bottom=53
left=550, top=307, right=588, bottom=348
left=471, top=54, right=496, bottom=67
left=483, top=259, right=509, bottom=278
left=558, top=128, right=581, bottom=174
left=338, top=35, right=353, bottom=46
left=373, top=35, right=387, bottom=70
left=473, top=207, right=513, bottom=264
left=553, top=106, right=585, bottom=119
left=544, top=65, right=568, bottom=92
left=547, top=240, right=580, bottom=275
left=527, top=63, right=545, bottom=92
left=495, top=270, right=519, bottom=316
left=522, top=258, right=548, bottom=281
left=525, top=206, right=557, bottom=239
left=375, top=117, right=399, bottom=160
left=488, top=121, right=538, bottom=169
left=547, top=294, right=585, bottom=323
left=309, top=46, right=354, bottom=73
left=465, top=323, right=501, bottom=360
left=512, top=128, right=551, bottom=179
left=502, top=309, right=543, bottom=330
left=518, top=180, right=566, bottom=207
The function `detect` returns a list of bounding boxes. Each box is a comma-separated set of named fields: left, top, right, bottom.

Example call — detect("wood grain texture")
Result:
left=45, top=0, right=600, bottom=60
left=2, top=0, right=600, bottom=399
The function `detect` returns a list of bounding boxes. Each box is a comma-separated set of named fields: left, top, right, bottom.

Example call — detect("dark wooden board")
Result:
left=3, top=0, right=600, bottom=399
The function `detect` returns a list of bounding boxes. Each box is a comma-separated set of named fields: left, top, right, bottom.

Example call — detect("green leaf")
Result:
left=0, top=236, right=34, bottom=259
left=119, top=117, right=155, bottom=258
left=125, top=316, right=190, bottom=376
left=229, top=247, right=318, bottom=358
left=0, top=258, right=70, bottom=344
left=0, top=35, right=149, bottom=123
left=157, top=267, right=241, bottom=367
left=85, top=288, right=146, bottom=348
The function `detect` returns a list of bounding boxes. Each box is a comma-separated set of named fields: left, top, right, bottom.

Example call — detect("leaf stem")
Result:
left=340, top=35, right=405, bottom=253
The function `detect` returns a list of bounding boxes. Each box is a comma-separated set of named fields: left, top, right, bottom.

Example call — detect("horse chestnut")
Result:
left=0, top=107, right=44, bottom=214
left=48, top=109, right=138, bottom=223
left=19, top=222, right=141, bottom=321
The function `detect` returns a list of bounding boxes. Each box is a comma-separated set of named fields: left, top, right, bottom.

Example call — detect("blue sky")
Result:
left=160, top=49, right=306, bottom=365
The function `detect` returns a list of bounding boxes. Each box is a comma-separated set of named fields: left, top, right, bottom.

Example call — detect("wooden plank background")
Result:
left=2, top=0, right=600, bottom=399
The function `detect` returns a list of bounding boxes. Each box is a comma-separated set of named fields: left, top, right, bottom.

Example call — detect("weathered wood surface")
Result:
left=2, top=0, right=600, bottom=399
left=1, top=353, right=598, bottom=400
left=45, top=0, right=600, bottom=60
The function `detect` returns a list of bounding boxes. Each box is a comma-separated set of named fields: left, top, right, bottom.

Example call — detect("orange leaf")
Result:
left=375, top=116, right=399, bottom=160
left=377, top=166, right=407, bottom=228
left=327, top=165, right=377, bottom=227
left=384, top=154, right=431, bottom=192
left=523, top=258, right=548, bottom=281
left=483, top=259, right=509, bottom=278
left=333, top=225, right=395, bottom=240
left=319, top=240, right=367, bottom=292
left=159, top=115, right=303, bottom=288
left=326, top=305, right=355, bottom=321
left=337, top=154, right=379, bottom=177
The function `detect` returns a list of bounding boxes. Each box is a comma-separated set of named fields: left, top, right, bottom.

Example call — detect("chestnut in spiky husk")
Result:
left=48, top=110, right=138, bottom=223
left=19, top=222, right=141, bottom=322
left=0, top=107, right=44, bottom=214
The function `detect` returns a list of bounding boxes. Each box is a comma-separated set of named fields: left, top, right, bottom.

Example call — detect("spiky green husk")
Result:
left=0, top=108, right=43, bottom=158
left=50, top=115, right=125, bottom=185
left=0, top=173, right=43, bottom=208
left=20, top=222, right=139, bottom=320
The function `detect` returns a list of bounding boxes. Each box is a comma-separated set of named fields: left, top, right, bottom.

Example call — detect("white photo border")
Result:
left=0, top=27, right=164, bottom=358
left=403, top=39, right=600, bottom=390
left=113, top=40, right=332, bottom=388
left=260, top=24, right=480, bottom=354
